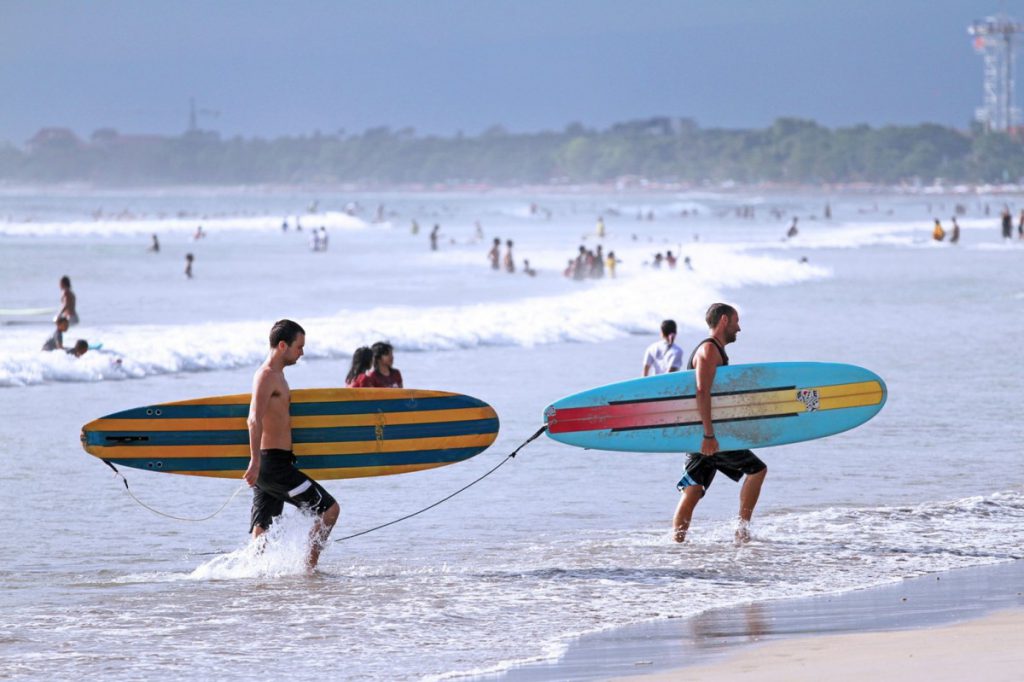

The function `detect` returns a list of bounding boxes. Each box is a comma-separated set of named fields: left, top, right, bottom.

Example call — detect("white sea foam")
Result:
left=189, top=511, right=320, bottom=580
left=0, top=251, right=827, bottom=387
left=418, top=490, right=1024, bottom=681
left=600, top=199, right=713, bottom=217
left=744, top=218, right=997, bottom=251
left=426, top=490, right=1024, bottom=681
left=52, top=489, right=1024, bottom=682
left=0, top=210, right=368, bottom=237
left=119, top=489, right=1022, bottom=681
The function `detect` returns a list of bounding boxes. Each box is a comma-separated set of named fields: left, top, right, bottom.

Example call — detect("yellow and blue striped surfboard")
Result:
left=81, top=388, right=500, bottom=479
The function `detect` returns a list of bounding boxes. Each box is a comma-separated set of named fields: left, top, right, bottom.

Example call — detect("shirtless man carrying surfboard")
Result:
left=245, top=319, right=340, bottom=569
left=672, top=303, right=768, bottom=545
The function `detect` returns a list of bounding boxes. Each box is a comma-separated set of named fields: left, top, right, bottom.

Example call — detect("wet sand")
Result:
left=616, top=608, right=1024, bottom=681
left=489, top=559, right=1024, bottom=681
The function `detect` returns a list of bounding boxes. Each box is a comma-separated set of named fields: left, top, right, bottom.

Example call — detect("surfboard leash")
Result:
left=100, top=425, right=546, bottom=545
left=332, top=424, right=548, bottom=543
left=102, top=459, right=248, bottom=522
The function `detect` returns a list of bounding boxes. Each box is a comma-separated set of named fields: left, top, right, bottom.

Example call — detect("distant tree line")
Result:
left=3, top=117, right=1024, bottom=185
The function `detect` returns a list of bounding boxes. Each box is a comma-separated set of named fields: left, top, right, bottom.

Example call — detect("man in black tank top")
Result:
left=672, top=303, right=767, bottom=544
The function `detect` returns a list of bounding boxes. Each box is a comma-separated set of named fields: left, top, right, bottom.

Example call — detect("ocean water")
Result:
left=1, top=187, right=1022, bottom=680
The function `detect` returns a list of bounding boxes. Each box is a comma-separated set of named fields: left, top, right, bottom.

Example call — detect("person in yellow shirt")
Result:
left=932, top=219, right=946, bottom=242
left=605, top=250, right=620, bottom=278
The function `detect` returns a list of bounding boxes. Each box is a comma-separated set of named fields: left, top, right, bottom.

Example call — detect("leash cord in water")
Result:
left=333, top=424, right=547, bottom=543
left=103, top=459, right=248, bottom=522
left=101, top=424, right=547, bottom=543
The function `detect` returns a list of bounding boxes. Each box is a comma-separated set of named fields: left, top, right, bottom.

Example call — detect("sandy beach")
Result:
left=618, top=608, right=1024, bottom=681
left=495, top=559, right=1024, bottom=681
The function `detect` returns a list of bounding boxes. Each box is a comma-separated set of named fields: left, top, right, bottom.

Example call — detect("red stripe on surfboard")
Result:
left=547, top=400, right=691, bottom=434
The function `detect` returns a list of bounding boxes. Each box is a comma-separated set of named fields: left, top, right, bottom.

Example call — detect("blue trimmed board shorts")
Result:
left=677, top=450, right=766, bottom=497
left=250, top=449, right=337, bottom=532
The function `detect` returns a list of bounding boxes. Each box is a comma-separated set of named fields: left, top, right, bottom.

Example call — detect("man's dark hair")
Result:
left=660, top=319, right=677, bottom=337
left=705, top=303, right=737, bottom=329
left=60, top=275, right=71, bottom=288
left=269, top=319, right=305, bottom=348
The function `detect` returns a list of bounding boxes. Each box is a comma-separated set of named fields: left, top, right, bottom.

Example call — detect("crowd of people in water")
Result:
left=16, top=202, right=822, bottom=361
left=564, top=244, right=610, bottom=280
left=32, top=197, right=1024, bottom=364
left=129, top=201, right=807, bottom=290
left=931, top=205, right=1024, bottom=243
left=559, top=217, right=701, bottom=281
left=561, top=244, right=693, bottom=281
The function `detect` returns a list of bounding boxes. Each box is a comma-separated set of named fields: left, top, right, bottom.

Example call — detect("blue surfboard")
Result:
left=544, top=362, right=886, bottom=452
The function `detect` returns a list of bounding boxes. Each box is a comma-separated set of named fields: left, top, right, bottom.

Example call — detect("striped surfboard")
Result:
left=81, top=388, right=500, bottom=479
left=544, top=362, right=886, bottom=453
left=0, top=307, right=52, bottom=316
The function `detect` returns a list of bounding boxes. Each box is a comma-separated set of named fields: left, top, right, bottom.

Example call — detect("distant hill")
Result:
left=3, top=117, right=1024, bottom=186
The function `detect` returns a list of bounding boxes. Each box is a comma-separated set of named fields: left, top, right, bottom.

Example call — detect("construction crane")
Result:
left=187, top=97, right=220, bottom=133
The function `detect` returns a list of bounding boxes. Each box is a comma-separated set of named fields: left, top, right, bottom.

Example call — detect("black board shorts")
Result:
left=677, top=449, right=766, bottom=497
left=250, top=449, right=337, bottom=532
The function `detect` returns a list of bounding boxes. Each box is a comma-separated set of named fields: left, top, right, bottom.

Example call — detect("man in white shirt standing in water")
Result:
left=642, top=319, right=684, bottom=376
left=245, top=319, right=340, bottom=570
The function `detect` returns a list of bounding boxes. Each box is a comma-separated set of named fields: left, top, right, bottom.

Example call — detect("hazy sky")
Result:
left=1, top=1, right=1018, bottom=144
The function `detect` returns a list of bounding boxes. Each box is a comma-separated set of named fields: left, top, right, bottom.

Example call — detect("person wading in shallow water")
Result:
left=672, top=303, right=767, bottom=545
left=57, top=275, right=78, bottom=325
left=245, top=319, right=340, bottom=570
left=642, top=319, right=683, bottom=376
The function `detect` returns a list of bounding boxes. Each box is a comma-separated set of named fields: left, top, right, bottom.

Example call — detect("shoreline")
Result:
left=2, top=180, right=1023, bottom=196
left=617, top=607, right=1024, bottom=682
left=485, top=559, right=1024, bottom=681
